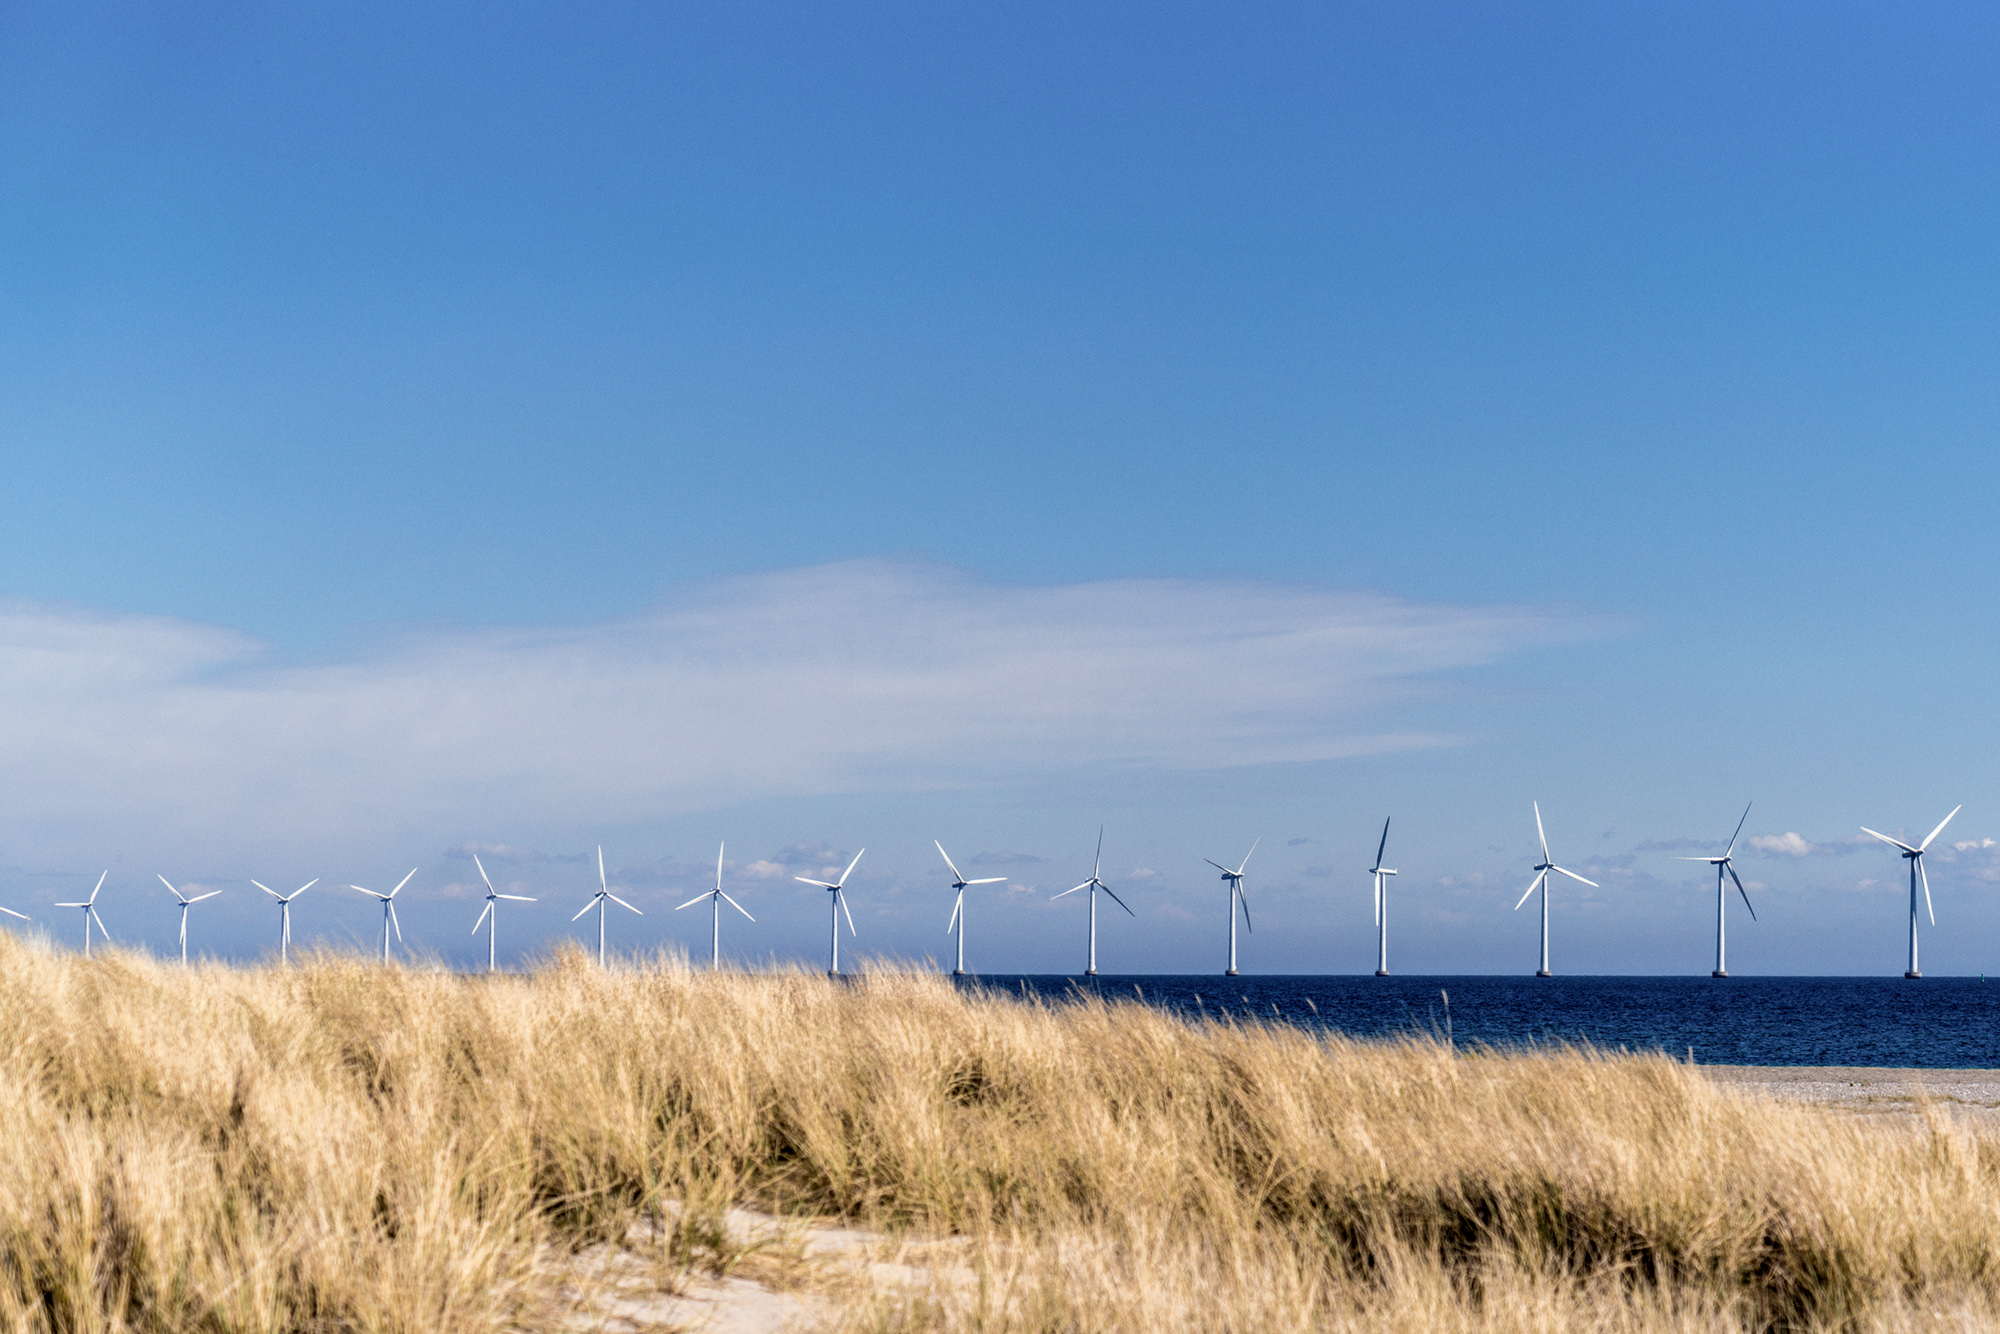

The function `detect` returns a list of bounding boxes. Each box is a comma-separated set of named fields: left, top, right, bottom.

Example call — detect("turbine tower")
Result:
left=573, top=846, right=643, bottom=967
left=350, top=869, right=416, bottom=963
left=1203, top=840, right=1259, bottom=977
left=1051, top=828, right=1131, bottom=977
left=1861, top=805, right=1960, bottom=979
left=795, top=850, right=864, bottom=977
left=935, top=841, right=1005, bottom=977
left=471, top=854, right=537, bottom=974
left=676, top=842, right=753, bottom=969
left=253, top=878, right=316, bottom=964
left=1512, top=803, right=1598, bottom=977
left=158, top=875, right=221, bottom=966
left=1677, top=803, right=1756, bottom=978
left=54, top=872, right=109, bottom=958
left=1369, top=818, right=1396, bottom=977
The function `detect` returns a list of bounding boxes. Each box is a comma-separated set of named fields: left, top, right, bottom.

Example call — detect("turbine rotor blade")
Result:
left=839, top=889, right=856, bottom=935
left=1724, top=802, right=1753, bottom=858
left=1094, top=825, right=1104, bottom=880
left=0, top=907, right=27, bottom=920
left=474, top=855, right=496, bottom=894
left=1921, top=805, right=1964, bottom=852
left=1100, top=884, right=1137, bottom=917
left=1374, top=816, right=1392, bottom=872
left=1551, top=866, right=1599, bottom=888
left=89, top=871, right=107, bottom=904
left=1727, top=865, right=1757, bottom=922
left=473, top=902, right=492, bottom=933
left=497, top=894, right=536, bottom=901
left=934, top=841, right=964, bottom=882
left=253, top=880, right=278, bottom=898
left=674, top=892, right=709, bottom=911
left=1860, top=826, right=1920, bottom=855
left=1051, top=881, right=1090, bottom=900
left=598, top=846, right=607, bottom=892
left=1919, top=860, right=1936, bottom=927
left=796, top=877, right=838, bottom=888
left=606, top=893, right=642, bottom=915
left=837, top=849, right=866, bottom=886
left=388, top=903, right=402, bottom=941
left=947, top=892, right=961, bottom=934
left=719, top=891, right=754, bottom=921
left=1534, top=802, right=1550, bottom=862
left=1513, top=870, right=1548, bottom=911
left=90, top=909, right=108, bottom=940
left=1238, top=887, right=1253, bottom=933
left=571, top=899, right=597, bottom=922
left=189, top=890, right=223, bottom=903
left=967, top=876, right=1006, bottom=884
left=1236, top=837, right=1259, bottom=875
left=1203, top=858, right=1232, bottom=875
left=158, top=873, right=183, bottom=902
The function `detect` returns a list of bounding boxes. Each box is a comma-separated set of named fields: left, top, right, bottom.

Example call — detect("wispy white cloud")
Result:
left=0, top=561, right=1598, bottom=857
left=1748, top=832, right=1814, bottom=857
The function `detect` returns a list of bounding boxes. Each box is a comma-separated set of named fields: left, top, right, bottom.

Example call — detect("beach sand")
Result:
left=1703, top=1065, right=2000, bottom=1123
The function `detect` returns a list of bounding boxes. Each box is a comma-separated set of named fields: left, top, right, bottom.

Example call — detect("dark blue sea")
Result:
left=955, top=975, right=2000, bottom=1068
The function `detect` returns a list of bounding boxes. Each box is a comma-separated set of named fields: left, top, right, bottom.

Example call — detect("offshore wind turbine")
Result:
left=1051, top=828, right=1131, bottom=977
left=252, top=878, right=316, bottom=963
left=158, top=875, right=222, bottom=966
left=55, top=872, right=109, bottom=958
left=350, top=869, right=416, bottom=963
left=677, top=842, right=752, bottom=969
left=1204, top=840, right=1259, bottom=977
left=1861, top=804, right=1961, bottom=979
left=573, top=846, right=643, bottom=967
left=935, top=841, right=1005, bottom=977
left=795, top=850, right=864, bottom=977
left=1511, top=803, right=1598, bottom=977
left=471, top=854, right=537, bottom=974
left=1368, top=818, right=1397, bottom=977
left=1677, top=803, right=1756, bottom=978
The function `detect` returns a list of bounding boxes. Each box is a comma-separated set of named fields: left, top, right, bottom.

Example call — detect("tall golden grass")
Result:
left=0, top=932, right=1990, bottom=1332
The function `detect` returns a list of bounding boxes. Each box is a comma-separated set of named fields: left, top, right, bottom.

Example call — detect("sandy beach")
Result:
left=1704, top=1065, right=2000, bottom=1122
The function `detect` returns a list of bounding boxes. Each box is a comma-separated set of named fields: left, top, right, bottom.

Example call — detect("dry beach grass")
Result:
left=0, top=936, right=1996, bottom=1332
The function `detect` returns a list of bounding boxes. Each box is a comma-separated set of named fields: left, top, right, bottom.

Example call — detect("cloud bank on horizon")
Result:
left=0, top=561, right=1599, bottom=860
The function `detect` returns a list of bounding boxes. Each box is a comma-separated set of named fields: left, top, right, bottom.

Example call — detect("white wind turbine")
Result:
left=1051, top=828, right=1131, bottom=977
left=1512, top=803, right=1598, bottom=977
left=158, top=875, right=222, bottom=966
left=677, top=842, right=752, bottom=969
left=351, top=869, right=416, bottom=963
left=795, top=850, right=864, bottom=977
left=471, top=854, right=536, bottom=974
left=1204, top=840, right=1259, bottom=977
left=935, top=841, right=1005, bottom=977
left=1676, top=803, right=1756, bottom=978
left=573, top=846, right=643, bottom=967
left=55, top=872, right=110, bottom=958
left=1861, top=804, right=1961, bottom=979
left=1369, top=818, right=1397, bottom=977
left=253, top=878, right=317, bottom=964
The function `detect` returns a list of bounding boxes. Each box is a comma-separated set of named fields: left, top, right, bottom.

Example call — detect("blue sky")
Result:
left=1, top=2, right=1998, bottom=974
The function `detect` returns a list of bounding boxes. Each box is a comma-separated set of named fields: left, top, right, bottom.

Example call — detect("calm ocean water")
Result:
left=955, top=975, right=2000, bottom=1068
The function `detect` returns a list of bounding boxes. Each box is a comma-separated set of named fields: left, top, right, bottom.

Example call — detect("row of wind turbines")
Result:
left=3, top=802, right=1968, bottom=977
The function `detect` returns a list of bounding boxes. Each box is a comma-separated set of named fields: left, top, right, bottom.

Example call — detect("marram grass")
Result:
left=0, top=935, right=1989, bottom=1331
